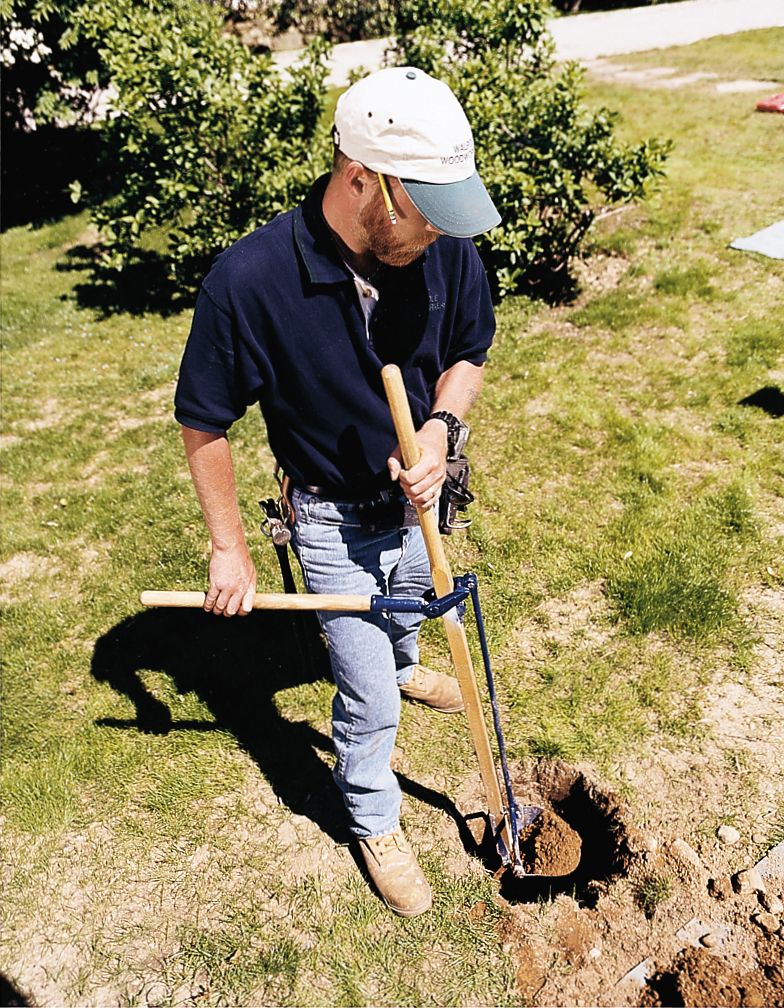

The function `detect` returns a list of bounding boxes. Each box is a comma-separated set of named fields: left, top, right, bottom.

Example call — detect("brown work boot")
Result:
left=358, top=829, right=433, bottom=917
left=399, top=664, right=464, bottom=713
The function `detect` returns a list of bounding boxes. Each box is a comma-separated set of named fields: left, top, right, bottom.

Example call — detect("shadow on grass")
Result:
left=91, top=608, right=349, bottom=841
left=91, top=608, right=471, bottom=849
left=57, top=245, right=194, bottom=318
left=0, top=973, right=31, bottom=1008
left=739, top=385, right=784, bottom=418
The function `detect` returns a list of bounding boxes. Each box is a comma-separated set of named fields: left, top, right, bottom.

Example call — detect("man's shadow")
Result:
left=91, top=608, right=353, bottom=841
left=91, top=607, right=476, bottom=850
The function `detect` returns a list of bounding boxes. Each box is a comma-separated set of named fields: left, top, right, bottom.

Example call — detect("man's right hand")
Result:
left=204, top=542, right=257, bottom=616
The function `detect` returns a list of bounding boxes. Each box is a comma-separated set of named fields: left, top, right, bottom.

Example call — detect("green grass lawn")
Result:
left=2, top=28, right=783, bottom=1008
left=598, top=27, right=784, bottom=81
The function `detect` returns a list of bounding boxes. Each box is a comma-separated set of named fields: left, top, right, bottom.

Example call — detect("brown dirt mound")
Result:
left=455, top=758, right=644, bottom=905
left=640, top=943, right=784, bottom=1008
left=518, top=808, right=582, bottom=876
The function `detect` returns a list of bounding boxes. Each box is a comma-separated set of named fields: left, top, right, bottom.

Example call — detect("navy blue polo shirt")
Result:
left=175, top=174, right=495, bottom=497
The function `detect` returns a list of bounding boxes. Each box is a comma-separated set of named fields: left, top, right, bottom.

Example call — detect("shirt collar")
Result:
left=293, top=173, right=432, bottom=287
left=293, top=174, right=353, bottom=286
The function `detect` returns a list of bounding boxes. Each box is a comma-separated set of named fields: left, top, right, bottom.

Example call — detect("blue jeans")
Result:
left=290, top=487, right=432, bottom=838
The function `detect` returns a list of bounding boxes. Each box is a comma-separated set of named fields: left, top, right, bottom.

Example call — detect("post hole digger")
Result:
left=142, top=365, right=581, bottom=881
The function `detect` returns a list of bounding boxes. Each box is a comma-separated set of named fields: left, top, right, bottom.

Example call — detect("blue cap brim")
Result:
left=400, top=171, right=501, bottom=238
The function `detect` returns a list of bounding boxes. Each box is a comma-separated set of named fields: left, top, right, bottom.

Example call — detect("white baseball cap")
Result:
left=333, top=67, right=501, bottom=239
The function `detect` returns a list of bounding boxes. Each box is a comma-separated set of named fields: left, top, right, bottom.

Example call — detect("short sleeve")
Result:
left=445, top=244, right=495, bottom=368
left=174, top=285, right=264, bottom=433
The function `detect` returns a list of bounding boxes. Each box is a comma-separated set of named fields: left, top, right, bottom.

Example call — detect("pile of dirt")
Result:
left=518, top=808, right=582, bottom=876
left=456, top=758, right=643, bottom=904
left=640, top=944, right=782, bottom=1007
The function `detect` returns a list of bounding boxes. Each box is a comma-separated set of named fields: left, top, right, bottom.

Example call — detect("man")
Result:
left=174, top=67, right=500, bottom=917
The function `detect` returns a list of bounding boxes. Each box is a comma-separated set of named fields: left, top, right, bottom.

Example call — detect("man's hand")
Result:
left=387, top=418, right=448, bottom=509
left=205, top=542, right=257, bottom=617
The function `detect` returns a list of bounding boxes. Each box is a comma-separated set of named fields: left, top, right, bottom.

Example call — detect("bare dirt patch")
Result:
left=0, top=552, right=60, bottom=603
left=18, top=397, right=67, bottom=433
left=572, top=251, right=631, bottom=296
left=450, top=751, right=784, bottom=1006
left=584, top=59, right=782, bottom=96
left=640, top=941, right=783, bottom=1007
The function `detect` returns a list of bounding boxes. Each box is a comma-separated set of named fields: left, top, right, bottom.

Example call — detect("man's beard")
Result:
left=359, top=193, right=438, bottom=268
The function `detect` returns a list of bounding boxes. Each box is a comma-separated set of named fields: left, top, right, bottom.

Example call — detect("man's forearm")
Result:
left=181, top=426, right=257, bottom=616
left=431, top=360, right=484, bottom=421
left=181, top=427, right=246, bottom=550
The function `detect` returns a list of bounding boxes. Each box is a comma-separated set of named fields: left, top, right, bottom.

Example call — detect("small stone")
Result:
left=588, top=947, right=601, bottom=959
left=752, top=832, right=767, bottom=844
left=671, top=838, right=704, bottom=871
left=469, top=900, right=487, bottom=921
left=734, top=868, right=766, bottom=895
left=700, top=932, right=721, bottom=948
left=717, top=825, right=740, bottom=845
left=145, top=982, right=170, bottom=1006
left=760, top=893, right=784, bottom=914
left=708, top=877, right=733, bottom=901
left=752, top=912, right=780, bottom=933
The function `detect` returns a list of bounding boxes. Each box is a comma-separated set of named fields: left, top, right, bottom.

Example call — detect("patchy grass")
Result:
left=599, top=27, right=784, bottom=83
left=1, top=28, right=783, bottom=1008
left=634, top=871, right=674, bottom=919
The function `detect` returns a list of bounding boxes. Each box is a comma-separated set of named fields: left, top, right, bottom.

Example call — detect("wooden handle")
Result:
left=381, top=364, right=508, bottom=840
left=382, top=363, right=423, bottom=471
left=140, top=590, right=371, bottom=612
left=381, top=364, right=452, bottom=596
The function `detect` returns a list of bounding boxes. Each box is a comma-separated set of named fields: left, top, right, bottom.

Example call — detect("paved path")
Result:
left=551, top=0, right=783, bottom=60
left=274, top=0, right=784, bottom=87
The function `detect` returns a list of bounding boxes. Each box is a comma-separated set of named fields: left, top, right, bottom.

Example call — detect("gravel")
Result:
left=751, top=912, right=781, bottom=933
left=733, top=868, right=767, bottom=895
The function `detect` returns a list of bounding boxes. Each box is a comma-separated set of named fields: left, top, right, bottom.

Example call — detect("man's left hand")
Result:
left=387, top=419, right=448, bottom=509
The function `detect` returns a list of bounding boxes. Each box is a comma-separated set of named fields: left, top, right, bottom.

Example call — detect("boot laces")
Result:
left=373, top=831, right=405, bottom=860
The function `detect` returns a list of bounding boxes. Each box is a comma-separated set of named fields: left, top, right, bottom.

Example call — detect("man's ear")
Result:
left=343, top=160, right=371, bottom=199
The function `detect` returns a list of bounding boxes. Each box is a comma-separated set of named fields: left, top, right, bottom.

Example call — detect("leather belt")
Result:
left=298, top=482, right=394, bottom=503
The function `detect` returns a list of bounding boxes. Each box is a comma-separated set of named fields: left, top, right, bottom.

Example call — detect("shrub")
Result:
left=267, top=0, right=395, bottom=43
left=390, top=0, right=671, bottom=296
left=67, top=0, right=331, bottom=288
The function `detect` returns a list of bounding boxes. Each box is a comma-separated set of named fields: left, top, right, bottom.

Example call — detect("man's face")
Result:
left=358, top=175, right=441, bottom=267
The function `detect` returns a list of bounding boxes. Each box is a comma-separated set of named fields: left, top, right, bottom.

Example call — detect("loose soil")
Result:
left=457, top=760, right=644, bottom=905
left=455, top=758, right=784, bottom=1006
left=640, top=940, right=784, bottom=1008
left=518, top=808, right=582, bottom=877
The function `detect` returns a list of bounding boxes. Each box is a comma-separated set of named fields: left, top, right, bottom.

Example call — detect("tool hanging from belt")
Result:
left=431, top=410, right=474, bottom=535
left=259, top=468, right=296, bottom=593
